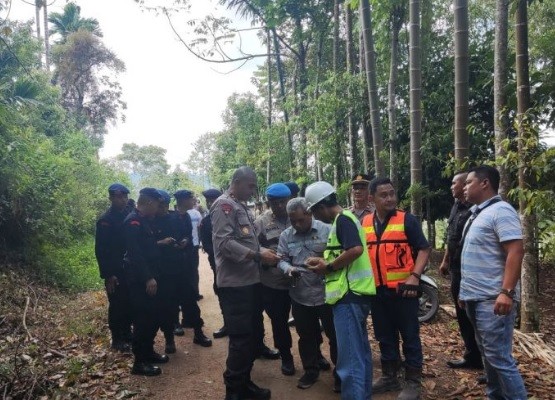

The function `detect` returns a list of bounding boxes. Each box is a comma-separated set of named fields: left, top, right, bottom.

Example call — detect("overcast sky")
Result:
left=8, top=0, right=264, bottom=167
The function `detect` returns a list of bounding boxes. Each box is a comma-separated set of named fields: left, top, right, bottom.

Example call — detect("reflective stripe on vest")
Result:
left=362, top=210, right=414, bottom=289
left=323, top=210, right=376, bottom=305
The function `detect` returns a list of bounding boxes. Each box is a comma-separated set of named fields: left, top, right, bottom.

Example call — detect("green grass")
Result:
left=34, top=236, right=103, bottom=292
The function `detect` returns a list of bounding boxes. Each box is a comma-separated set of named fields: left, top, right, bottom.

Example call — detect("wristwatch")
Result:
left=326, top=263, right=335, bottom=272
left=499, top=288, right=516, bottom=299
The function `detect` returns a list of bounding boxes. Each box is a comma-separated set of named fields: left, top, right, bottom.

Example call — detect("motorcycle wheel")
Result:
left=418, top=283, right=439, bottom=323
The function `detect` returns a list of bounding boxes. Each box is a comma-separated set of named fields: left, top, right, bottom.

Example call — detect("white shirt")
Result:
left=187, top=209, right=203, bottom=246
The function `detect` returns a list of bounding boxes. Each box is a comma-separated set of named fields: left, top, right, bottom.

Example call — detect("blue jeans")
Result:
left=333, top=301, right=372, bottom=400
left=465, top=300, right=527, bottom=400
left=370, top=286, right=423, bottom=368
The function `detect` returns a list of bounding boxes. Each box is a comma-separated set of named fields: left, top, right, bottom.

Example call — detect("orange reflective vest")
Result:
left=362, top=210, right=414, bottom=289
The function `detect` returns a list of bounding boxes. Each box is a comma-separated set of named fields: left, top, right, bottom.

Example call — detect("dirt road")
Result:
left=129, top=253, right=399, bottom=400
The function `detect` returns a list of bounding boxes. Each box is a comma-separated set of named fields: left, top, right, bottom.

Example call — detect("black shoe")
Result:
left=147, top=352, right=169, bottom=364
left=281, top=358, right=296, bottom=376
left=317, top=354, right=331, bottom=371
left=243, top=381, right=271, bottom=399
left=174, top=326, right=185, bottom=336
left=477, top=374, right=487, bottom=385
left=131, top=362, right=161, bottom=376
left=447, top=359, right=483, bottom=369
left=297, top=372, right=318, bottom=389
left=258, top=345, right=280, bottom=360
left=213, top=326, right=228, bottom=339
left=193, top=329, right=213, bottom=347
left=111, top=340, right=131, bottom=353
left=165, top=340, right=176, bottom=354
left=224, top=387, right=242, bottom=400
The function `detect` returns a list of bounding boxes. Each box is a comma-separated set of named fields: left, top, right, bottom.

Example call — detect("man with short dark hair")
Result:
left=459, top=165, right=527, bottom=399
left=95, top=183, right=133, bottom=352
left=439, top=173, right=483, bottom=371
left=304, top=181, right=376, bottom=400
left=124, top=188, right=167, bottom=376
left=363, top=177, right=431, bottom=400
left=211, top=166, right=280, bottom=400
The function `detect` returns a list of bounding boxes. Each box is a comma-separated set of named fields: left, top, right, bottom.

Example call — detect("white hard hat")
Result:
left=305, top=181, right=336, bottom=210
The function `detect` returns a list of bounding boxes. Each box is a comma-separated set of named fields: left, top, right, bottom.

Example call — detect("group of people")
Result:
left=95, top=184, right=220, bottom=376
left=96, top=163, right=527, bottom=400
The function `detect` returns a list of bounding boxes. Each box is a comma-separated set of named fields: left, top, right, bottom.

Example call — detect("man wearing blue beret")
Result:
left=123, top=188, right=168, bottom=376
left=95, top=183, right=133, bottom=353
left=254, top=183, right=296, bottom=376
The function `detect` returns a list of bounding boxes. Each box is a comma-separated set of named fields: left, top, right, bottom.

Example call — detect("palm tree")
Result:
left=454, top=0, right=469, bottom=165
left=48, top=2, right=102, bottom=43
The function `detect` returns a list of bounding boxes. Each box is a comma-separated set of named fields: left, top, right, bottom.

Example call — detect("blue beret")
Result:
left=202, top=189, right=222, bottom=199
left=108, top=183, right=130, bottom=194
left=266, top=183, right=291, bottom=199
left=157, top=189, right=171, bottom=204
left=139, top=187, right=163, bottom=200
left=284, top=181, right=300, bottom=196
left=174, top=189, right=194, bottom=200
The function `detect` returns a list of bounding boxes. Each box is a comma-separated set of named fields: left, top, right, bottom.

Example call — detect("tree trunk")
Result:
left=495, top=0, right=510, bottom=199
left=409, top=0, right=423, bottom=219
left=360, top=0, right=385, bottom=177
left=359, top=32, right=371, bottom=174
left=271, top=29, right=293, bottom=177
left=333, top=0, right=342, bottom=186
left=388, top=5, right=403, bottom=190
left=346, top=2, right=357, bottom=178
left=35, top=0, right=42, bottom=40
left=295, top=17, right=308, bottom=175
left=515, top=0, right=539, bottom=333
left=454, top=0, right=469, bottom=165
left=43, top=0, right=50, bottom=71
left=266, top=28, right=272, bottom=185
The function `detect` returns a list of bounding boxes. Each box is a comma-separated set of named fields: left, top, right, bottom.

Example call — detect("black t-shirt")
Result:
left=374, top=210, right=429, bottom=250
left=336, top=214, right=363, bottom=250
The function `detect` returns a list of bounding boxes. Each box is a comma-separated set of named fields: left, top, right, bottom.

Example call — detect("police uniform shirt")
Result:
left=446, top=200, right=472, bottom=269
left=349, top=205, right=375, bottom=224
left=199, top=214, right=213, bottom=254
left=95, top=206, right=129, bottom=279
left=123, top=210, right=160, bottom=284
left=211, top=191, right=260, bottom=288
left=154, top=211, right=189, bottom=275
left=254, top=210, right=291, bottom=290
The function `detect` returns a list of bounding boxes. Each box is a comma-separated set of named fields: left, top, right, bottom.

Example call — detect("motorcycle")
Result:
left=418, top=269, right=439, bottom=323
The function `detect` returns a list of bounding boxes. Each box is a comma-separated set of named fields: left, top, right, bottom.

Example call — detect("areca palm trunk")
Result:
left=360, top=0, right=385, bottom=177
left=346, top=2, right=357, bottom=178
left=409, top=0, right=423, bottom=219
left=515, top=0, right=539, bottom=332
left=389, top=5, right=403, bottom=190
left=454, top=0, right=469, bottom=165
left=495, top=0, right=510, bottom=198
left=43, top=0, right=50, bottom=71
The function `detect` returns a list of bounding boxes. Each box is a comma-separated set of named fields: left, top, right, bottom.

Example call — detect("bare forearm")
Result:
left=330, top=246, right=363, bottom=269
left=502, top=244, right=524, bottom=290
left=413, top=247, right=431, bottom=275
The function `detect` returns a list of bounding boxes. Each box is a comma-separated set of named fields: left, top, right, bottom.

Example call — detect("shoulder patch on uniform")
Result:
left=221, top=204, right=232, bottom=215
left=130, top=220, right=141, bottom=226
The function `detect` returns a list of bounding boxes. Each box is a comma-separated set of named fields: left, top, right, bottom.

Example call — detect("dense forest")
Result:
left=1, top=0, right=554, bottom=326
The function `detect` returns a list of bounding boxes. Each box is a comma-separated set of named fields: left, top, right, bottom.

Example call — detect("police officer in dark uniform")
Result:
left=211, top=167, right=280, bottom=400
left=95, top=183, right=133, bottom=352
left=199, top=188, right=228, bottom=339
left=153, top=190, right=186, bottom=354
left=173, top=189, right=212, bottom=347
left=439, top=172, right=484, bottom=371
left=124, top=188, right=168, bottom=376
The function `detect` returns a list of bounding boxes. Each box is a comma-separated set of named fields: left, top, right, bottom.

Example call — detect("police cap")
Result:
left=350, top=173, right=372, bottom=185
left=157, top=189, right=171, bottom=204
left=284, top=181, right=300, bottom=197
left=108, top=183, right=130, bottom=194
left=202, top=189, right=222, bottom=199
left=174, top=189, right=194, bottom=200
left=266, top=183, right=291, bottom=199
left=139, top=187, right=163, bottom=201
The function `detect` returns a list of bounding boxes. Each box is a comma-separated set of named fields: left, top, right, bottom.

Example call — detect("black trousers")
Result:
left=158, top=273, right=181, bottom=339
left=291, top=300, right=337, bottom=374
left=129, top=281, right=160, bottom=362
left=219, top=284, right=264, bottom=390
left=177, top=269, right=204, bottom=329
left=209, top=253, right=225, bottom=319
left=188, top=246, right=200, bottom=297
left=450, top=269, right=482, bottom=365
left=261, top=285, right=292, bottom=358
left=107, top=277, right=132, bottom=342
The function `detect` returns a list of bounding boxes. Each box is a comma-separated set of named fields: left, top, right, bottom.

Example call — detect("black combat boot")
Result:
left=193, top=327, right=213, bottom=347
left=397, top=365, right=422, bottom=400
left=372, top=360, right=401, bottom=394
